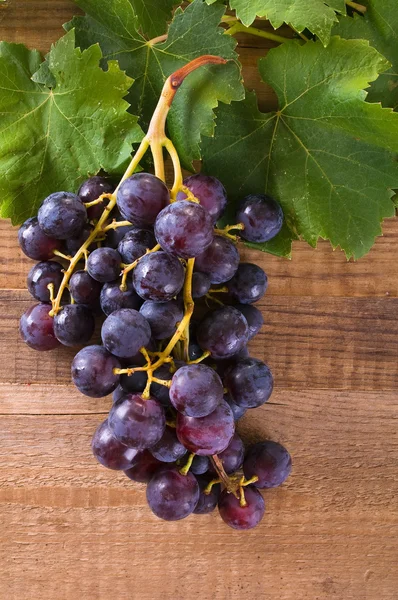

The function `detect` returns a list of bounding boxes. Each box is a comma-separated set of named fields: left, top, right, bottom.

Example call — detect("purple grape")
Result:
left=139, top=300, right=183, bottom=340
left=151, top=363, right=174, bottom=407
left=188, top=340, right=204, bottom=361
left=100, top=279, right=142, bottom=316
left=78, top=175, right=114, bottom=220
left=227, top=263, right=268, bottom=304
left=71, top=345, right=120, bottom=397
left=170, top=364, right=223, bottom=418
left=209, top=433, right=244, bottom=475
left=176, top=400, right=235, bottom=456
left=150, top=426, right=187, bottom=463
left=53, top=304, right=95, bottom=347
left=146, top=467, right=199, bottom=521
left=197, top=306, right=249, bottom=359
left=234, top=304, right=264, bottom=339
left=191, top=272, right=211, bottom=299
left=92, top=419, right=139, bottom=470
left=20, top=303, right=60, bottom=351
left=18, top=217, right=62, bottom=260
left=120, top=367, right=148, bottom=394
left=243, top=441, right=292, bottom=489
left=65, top=223, right=96, bottom=255
left=190, top=455, right=210, bottom=475
left=118, top=228, right=156, bottom=263
left=154, top=200, right=213, bottom=259
left=87, top=247, right=121, bottom=283
left=193, top=476, right=221, bottom=515
left=224, top=358, right=273, bottom=408
left=101, top=308, right=151, bottom=358
left=38, top=192, right=87, bottom=240
left=124, top=450, right=163, bottom=483
left=105, top=211, right=135, bottom=248
left=224, top=393, right=247, bottom=421
left=109, top=393, right=165, bottom=448
left=133, top=251, right=184, bottom=302
left=117, top=173, right=169, bottom=226
left=237, top=194, right=283, bottom=243
left=218, top=486, right=265, bottom=530
left=27, top=261, right=64, bottom=302
left=69, top=270, right=102, bottom=305
left=113, top=384, right=125, bottom=403
left=177, top=174, right=227, bottom=223
left=194, top=236, right=240, bottom=284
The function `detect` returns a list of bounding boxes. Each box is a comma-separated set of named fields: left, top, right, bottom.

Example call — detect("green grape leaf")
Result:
left=0, top=30, right=143, bottom=224
left=203, top=37, right=398, bottom=259
left=224, top=0, right=346, bottom=45
left=333, top=0, right=398, bottom=110
left=66, top=0, right=244, bottom=169
left=129, top=0, right=178, bottom=38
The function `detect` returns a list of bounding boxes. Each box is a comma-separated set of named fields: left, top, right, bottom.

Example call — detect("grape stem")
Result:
left=210, top=456, right=259, bottom=503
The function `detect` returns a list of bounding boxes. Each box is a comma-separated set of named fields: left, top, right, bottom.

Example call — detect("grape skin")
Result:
left=92, top=419, right=139, bottom=470
left=38, top=192, right=87, bottom=240
left=224, top=358, right=273, bottom=408
left=209, top=433, right=245, bottom=475
left=154, top=200, right=214, bottom=259
left=101, top=308, right=151, bottom=358
left=100, top=279, right=142, bottom=316
left=195, top=235, right=240, bottom=284
left=139, top=300, right=183, bottom=340
left=87, top=247, right=122, bottom=283
left=71, top=345, right=121, bottom=397
left=170, top=364, right=223, bottom=418
left=120, top=367, right=148, bottom=394
left=191, top=272, right=211, bottom=299
left=234, top=304, right=264, bottom=339
left=190, top=455, right=210, bottom=475
left=224, top=393, right=247, bottom=421
left=227, top=263, right=268, bottom=304
left=197, top=306, right=249, bottom=359
left=176, top=400, right=235, bottom=456
left=237, top=194, right=283, bottom=243
left=53, top=304, right=95, bottom=347
left=133, top=251, right=185, bottom=302
left=150, top=426, right=187, bottom=463
left=109, top=393, right=165, bottom=449
left=193, top=476, right=221, bottom=515
left=20, top=303, right=60, bottom=351
left=177, top=173, right=227, bottom=223
left=124, top=450, right=163, bottom=483
left=105, top=211, right=135, bottom=249
left=18, top=217, right=61, bottom=261
left=146, top=467, right=199, bottom=521
left=27, top=261, right=64, bottom=302
left=113, top=384, right=126, bottom=403
left=69, top=270, right=102, bottom=305
left=117, top=172, right=169, bottom=226
left=118, top=228, right=156, bottom=263
left=65, top=224, right=96, bottom=255
left=78, top=176, right=114, bottom=220
left=243, top=441, right=292, bottom=489
left=218, top=485, right=265, bottom=530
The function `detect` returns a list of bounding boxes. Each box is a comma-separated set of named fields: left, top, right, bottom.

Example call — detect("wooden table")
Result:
left=0, top=2, right=397, bottom=599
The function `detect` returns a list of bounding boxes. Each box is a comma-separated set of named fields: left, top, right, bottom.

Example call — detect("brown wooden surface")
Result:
left=0, top=2, right=397, bottom=599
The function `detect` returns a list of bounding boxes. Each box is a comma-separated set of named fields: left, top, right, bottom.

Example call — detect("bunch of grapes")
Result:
left=18, top=171, right=291, bottom=530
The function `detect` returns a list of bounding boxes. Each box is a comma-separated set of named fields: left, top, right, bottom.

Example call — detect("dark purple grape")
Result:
left=150, top=426, right=187, bottom=463
left=170, top=364, right=223, bottom=417
left=101, top=308, right=151, bottom=358
left=120, top=367, right=148, bottom=394
left=224, top=358, right=273, bottom=408
left=234, top=304, right=264, bottom=339
left=20, top=303, right=60, bottom=351
left=227, top=263, right=268, bottom=304
left=124, top=450, right=163, bottom=483
left=209, top=433, right=244, bottom=475
left=146, top=467, right=199, bottom=521
left=92, top=419, right=138, bottom=470
left=105, top=211, right=135, bottom=248
left=69, top=270, right=102, bottom=305
left=177, top=174, right=227, bottom=223
left=218, top=486, right=265, bottom=530
left=176, top=400, right=235, bottom=456
left=190, top=455, right=210, bottom=475
left=117, top=173, right=169, bottom=226
left=237, top=194, right=283, bottom=243
left=113, top=384, right=125, bottom=403
left=53, top=304, right=95, bottom=347
left=38, top=192, right=87, bottom=240
left=155, top=200, right=213, bottom=259
left=87, top=247, right=121, bottom=283
left=133, top=251, right=184, bottom=302
left=27, top=261, right=63, bottom=302
left=65, top=223, right=96, bottom=255
left=197, top=306, right=249, bottom=359
left=214, top=347, right=251, bottom=379
left=109, top=393, right=165, bottom=448
left=139, top=300, right=183, bottom=340
left=18, top=217, right=61, bottom=260
left=118, top=228, right=156, bottom=263
left=195, top=236, right=239, bottom=284
left=188, top=340, right=204, bottom=361
left=193, top=476, right=221, bottom=514
left=224, top=393, right=247, bottom=421
left=71, top=345, right=120, bottom=397
left=151, top=363, right=174, bottom=407
left=100, top=279, right=142, bottom=316
left=191, top=272, right=211, bottom=299
left=78, top=176, right=114, bottom=220
left=243, top=441, right=292, bottom=489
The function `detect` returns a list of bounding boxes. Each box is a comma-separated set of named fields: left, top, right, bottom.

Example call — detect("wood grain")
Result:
left=0, top=2, right=397, bottom=600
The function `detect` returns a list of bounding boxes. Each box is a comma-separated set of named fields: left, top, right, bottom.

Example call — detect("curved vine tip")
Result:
left=169, top=55, right=227, bottom=94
